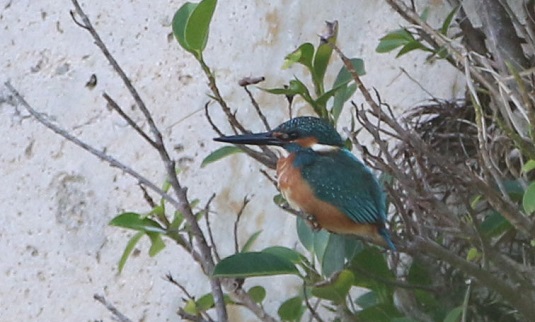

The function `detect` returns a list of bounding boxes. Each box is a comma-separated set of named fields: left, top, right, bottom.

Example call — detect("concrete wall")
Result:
left=0, top=0, right=461, bottom=321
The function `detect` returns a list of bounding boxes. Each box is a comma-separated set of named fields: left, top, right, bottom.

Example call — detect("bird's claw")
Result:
left=306, top=215, right=321, bottom=232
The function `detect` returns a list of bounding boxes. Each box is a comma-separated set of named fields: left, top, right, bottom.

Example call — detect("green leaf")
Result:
left=147, top=232, right=166, bottom=257
left=332, top=83, right=356, bottom=123
left=523, top=160, right=535, bottom=174
left=480, top=211, right=512, bottom=237
left=502, top=179, right=525, bottom=201
left=247, top=286, right=266, bottom=303
left=172, top=3, right=196, bottom=51
left=321, top=234, right=347, bottom=276
left=376, top=29, right=414, bottom=53
left=283, top=43, right=314, bottom=70
left=201, top=146, right=243, bottom=168
left=355, top=291, right=380, bottom=309
left=241, top=230, right=262, bottom=253
left=117, top=231, right=144, bottom=273
left=443, top=306, right=463, bottom=322
left=213, top=252, right=299, bottom=277
left=311, top=269, right=354, bottom=303
left=357, top=303, right=401, bottom=321
left=523, top=182, right=535, bottom=215
left=313, top=23, right=338, bottom=88
left=396, top=40, right=429, bottom=58
left=262, top=246, right=304, bottom=264
left=172, top=0, right=217, bottom=59
left=278, top=296, right=304, bottom=321
left=185, top=0, right=217, bottom=53
left=110, top=212, right=166, bottom=234
left=351, top=247, right=393, bottom=289
left=441, top=5, right=460, bottom=35
left=196, top=293, right=215, bottom=311
left=466, top=247, right=480, bottom=262
left=332, top=58, right=365, bottom=88
left=313, top=229, right=331, bottom=264
left=296, top=217, right=314, bottom=252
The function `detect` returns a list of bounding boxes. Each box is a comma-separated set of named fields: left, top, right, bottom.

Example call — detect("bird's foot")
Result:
left=306, top=215, right=321, bottom=232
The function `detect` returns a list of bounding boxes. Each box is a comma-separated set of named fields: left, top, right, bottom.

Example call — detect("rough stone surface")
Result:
left=1, top=0, right=461, bottom=321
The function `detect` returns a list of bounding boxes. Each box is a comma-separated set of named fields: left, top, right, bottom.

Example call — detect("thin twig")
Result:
left=234, top=196, right=251, bottom=253
left=5, top=82, right=177, bottom=208
left=103, top=93, right=157, bottom=148
left=93, top=294, right=133, bottom=322
left=204, top=193, right=220, bottom=262
left=303, top=284, right=325, bottom=322
left=243, top=85, right=271, bottom=131
left=70, top=2, right=228, bottom=319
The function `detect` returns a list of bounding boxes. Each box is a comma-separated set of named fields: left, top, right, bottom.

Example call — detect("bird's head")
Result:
left=214, top=116, right=344, bottom=152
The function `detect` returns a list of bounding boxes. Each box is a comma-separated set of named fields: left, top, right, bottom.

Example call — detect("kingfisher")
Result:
left=214, top=116, right=395, bottom=250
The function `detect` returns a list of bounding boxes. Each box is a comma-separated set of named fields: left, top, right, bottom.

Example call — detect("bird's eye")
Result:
left=287, top=131, right=299, bottom=140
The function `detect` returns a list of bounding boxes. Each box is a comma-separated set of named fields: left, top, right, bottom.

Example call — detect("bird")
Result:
left=214, top=116, right=396, bottom=250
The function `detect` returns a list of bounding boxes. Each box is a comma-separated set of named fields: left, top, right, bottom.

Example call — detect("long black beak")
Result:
left=214, top=132, right=283, bottom=146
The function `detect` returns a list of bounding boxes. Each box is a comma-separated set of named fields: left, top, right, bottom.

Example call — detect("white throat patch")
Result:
left=310, top=143, right=339, bottom=153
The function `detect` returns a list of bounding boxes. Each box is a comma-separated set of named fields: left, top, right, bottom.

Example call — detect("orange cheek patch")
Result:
left=294, top=137, right=317, bottom=147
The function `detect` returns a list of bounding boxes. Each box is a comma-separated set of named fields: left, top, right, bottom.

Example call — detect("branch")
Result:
left=94, top=294, right=133, bottom=322
left=69, top=1, right=228, bottom=319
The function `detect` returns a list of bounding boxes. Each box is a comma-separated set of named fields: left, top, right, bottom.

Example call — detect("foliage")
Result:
left=110, top=0, right=535, bottom=321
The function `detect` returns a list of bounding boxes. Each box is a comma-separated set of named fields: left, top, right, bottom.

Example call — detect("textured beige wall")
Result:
left=0, top=0, right=461, bottom=321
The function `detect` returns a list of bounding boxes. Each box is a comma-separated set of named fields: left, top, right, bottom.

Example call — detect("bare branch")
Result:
left=93, top=294, right=133, bottom=322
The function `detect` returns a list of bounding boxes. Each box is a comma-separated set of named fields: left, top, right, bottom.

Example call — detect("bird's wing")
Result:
left=301, top=149, right=386, bottom=225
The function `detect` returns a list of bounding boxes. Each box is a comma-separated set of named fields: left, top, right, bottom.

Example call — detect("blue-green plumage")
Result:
left=214, top=116, right=396, bottom=250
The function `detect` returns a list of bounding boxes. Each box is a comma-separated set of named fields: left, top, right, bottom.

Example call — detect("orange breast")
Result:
left=276, top=155, right=382, bottom=244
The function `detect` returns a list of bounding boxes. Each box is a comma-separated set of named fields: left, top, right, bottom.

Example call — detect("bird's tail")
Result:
left=379, top=227, right=396, bottom=251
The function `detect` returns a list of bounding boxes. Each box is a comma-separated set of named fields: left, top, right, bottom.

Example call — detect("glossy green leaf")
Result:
left=357, top=302, right=401, bottom=321
left=351, top=247, right=393, bottom=289
left=247, top=285, right=266, bottom=303
left=172, top=0, right=217, bottom=59
left=201, top=146, right=243, bottom=168
left=213, top=252, right=299, bottom=277
left=241, top=230, right=262, bottom=253
left=333, top=58, right=365, bottom=88
left=332, top=83, right=356, bottom=123
left=356, top=291, right=380, bottom=309
left=313, top=22, right=338, bottom=87
left=502, top=179, right=525, bottom=201
left=443, top=306, right=463, bottom=322
left=278, top=296, right=304, bottom=321
left=263, top=246, right=303, bottom=264
left=183, top=298, right=198, bottom=315
left=523, top=160, right=535, bottom=173
left=523, top=182, right=535, bottom=215
left=283, top=42, right=314, bottom=70
left=147, top=232, right=166, bottom=256
left=396, top=40, right=429, bottom=58
left=185, top=0, right=216, bottom=53
left=466, top=247, right=480, bottom=262
left=376, top=29, right=414, bottom=53
left=311, top=269, right=354, bottom=303
left=480, top=211, right=512, bottom=237
left=117, top=231, right=144, bottom=273
left=441, top=5, right=460, bottom=35
left=321, top=234, right=348, bottom=276
left=196, top=293, right=215, bottom=311
left=172, top=3, right=196, bottom=51
left=296, top=217, right=314, bottom=252
left=110, top=212, right=166, bottom=234
left=313, top=229, right=331, bottom=264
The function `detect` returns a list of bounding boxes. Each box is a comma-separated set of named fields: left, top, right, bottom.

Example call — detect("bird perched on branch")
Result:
left=215, top=116, right=395, bottom=250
